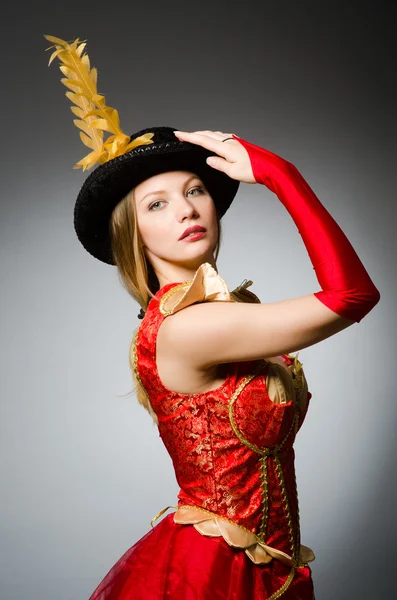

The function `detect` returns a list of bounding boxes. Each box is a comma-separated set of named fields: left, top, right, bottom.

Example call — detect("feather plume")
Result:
left=44, top=35, right=155, bottom=171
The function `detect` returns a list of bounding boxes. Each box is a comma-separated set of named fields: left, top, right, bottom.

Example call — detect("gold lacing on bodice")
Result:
left=225, top=360, right=312, bottom=566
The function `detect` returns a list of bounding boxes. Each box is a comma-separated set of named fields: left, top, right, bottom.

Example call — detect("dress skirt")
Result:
left=88, top=513, right=315, bottom=600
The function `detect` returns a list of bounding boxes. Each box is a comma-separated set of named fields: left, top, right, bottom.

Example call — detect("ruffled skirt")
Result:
left=88, top=513, right=315, bottom=599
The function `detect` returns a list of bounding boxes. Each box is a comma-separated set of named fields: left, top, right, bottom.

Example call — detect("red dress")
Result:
left=88, top=263, right=316, bottom=599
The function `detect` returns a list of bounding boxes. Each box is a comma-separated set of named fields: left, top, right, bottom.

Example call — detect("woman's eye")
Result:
left=148, top=200, right=164, bottom=211
left=188, top=186, right=204, bottom=196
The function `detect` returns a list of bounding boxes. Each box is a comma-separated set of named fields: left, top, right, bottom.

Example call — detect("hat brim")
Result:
left=74, top=139, right=239, bottom=265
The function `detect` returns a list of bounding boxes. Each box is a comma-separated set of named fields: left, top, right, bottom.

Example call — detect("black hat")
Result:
left=74, top=125, right=239, bottom=265
left=44, top=35, right=239, bottom=266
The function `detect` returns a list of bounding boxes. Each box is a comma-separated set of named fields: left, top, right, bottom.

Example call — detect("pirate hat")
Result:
left=45, top=36, right=239, bottom=265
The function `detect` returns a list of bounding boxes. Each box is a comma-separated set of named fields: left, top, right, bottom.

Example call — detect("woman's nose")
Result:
left=178, top=198, right=199, bottom=219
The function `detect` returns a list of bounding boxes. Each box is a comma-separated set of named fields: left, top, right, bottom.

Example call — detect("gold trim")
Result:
left=258, top=454, right=269, bottom=541
left=159, top=282, right=191, bottom=316
left=268, top=567, right=295, bottom=599
left=274, top=454, right=296, bottom=559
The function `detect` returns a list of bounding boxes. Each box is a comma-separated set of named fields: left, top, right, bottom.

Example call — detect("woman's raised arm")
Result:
left=161, top=131, right=380, bottom=368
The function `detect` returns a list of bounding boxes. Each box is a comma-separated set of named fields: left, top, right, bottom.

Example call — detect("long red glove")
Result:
left=232, top=134, right=380, bottom=323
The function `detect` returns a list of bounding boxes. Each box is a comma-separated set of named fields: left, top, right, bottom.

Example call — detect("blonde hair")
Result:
left=110, top=184, right=223, bottom=425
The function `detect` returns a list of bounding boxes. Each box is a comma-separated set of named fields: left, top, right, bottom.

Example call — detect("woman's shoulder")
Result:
left=134, top=262, right=261, bottom=396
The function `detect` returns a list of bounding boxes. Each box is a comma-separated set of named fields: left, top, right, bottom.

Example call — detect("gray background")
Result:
left=1, top=1, right=395, bottom=598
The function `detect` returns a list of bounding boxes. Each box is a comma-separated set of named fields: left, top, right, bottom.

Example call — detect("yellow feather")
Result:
left=74, top=149, right=108, bottom=171
left=70, top=106, right=85, bottom=118
left=81, top=108, right=105, bottom=119
left=122, top=132, right=156, bottom=154
left=48, top=47, right=64, bottom=66
left=45, top=34, right=73, bottom=47
left=75, top=42, right=86, bottom=58
left=89, top=117, right=119, bottom=135
left=74, top=119, right=100, bottom=139
left=44, top=35, right=155, bottom=171
left=90, top=66, right=98, bottom=86
left=79, top=131, right=97, bottom=150
left=61, top=78, right=84, bottom=92
left=65, top=91, right=85, bottom=107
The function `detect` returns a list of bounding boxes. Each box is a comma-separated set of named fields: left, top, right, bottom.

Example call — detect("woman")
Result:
left=46, top=37, right=380, bottom=599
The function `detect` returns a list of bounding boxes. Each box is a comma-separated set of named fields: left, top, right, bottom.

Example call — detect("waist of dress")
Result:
left=150, top=503, right=315, bottom=568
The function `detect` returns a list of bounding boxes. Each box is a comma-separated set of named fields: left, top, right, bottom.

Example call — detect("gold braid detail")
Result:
left=268, top=568, right=295, bottom=599
left=258, top=454, right=269, bottom=542
left=273, top=454, right=296, bottom=559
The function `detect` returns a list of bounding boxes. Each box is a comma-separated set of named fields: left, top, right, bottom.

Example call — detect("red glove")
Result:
left=232, top=134, right=380, bottom=323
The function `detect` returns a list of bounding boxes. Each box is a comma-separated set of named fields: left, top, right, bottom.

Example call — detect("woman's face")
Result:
left=134, top=170, right=219, bottom=272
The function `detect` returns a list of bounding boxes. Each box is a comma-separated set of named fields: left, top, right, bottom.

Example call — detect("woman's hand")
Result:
left=173, top=130, right=257, bottom=184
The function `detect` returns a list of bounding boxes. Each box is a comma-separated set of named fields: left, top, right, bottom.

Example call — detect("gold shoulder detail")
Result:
left=159, top=262, right=232, bottom=316
left=159, top=262, right=261, bottom=316
left=230, top=278, right=261, bottom=304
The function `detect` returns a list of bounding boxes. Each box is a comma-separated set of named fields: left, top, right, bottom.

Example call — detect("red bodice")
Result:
left=133, top=263, right=314, bottom=570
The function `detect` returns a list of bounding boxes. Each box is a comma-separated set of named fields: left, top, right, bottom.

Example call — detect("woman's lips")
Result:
left=180, top=231, right=206, bottom=242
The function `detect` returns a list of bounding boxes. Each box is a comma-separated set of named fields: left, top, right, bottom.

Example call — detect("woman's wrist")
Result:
left=231, top=134, right=292, bottom=189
